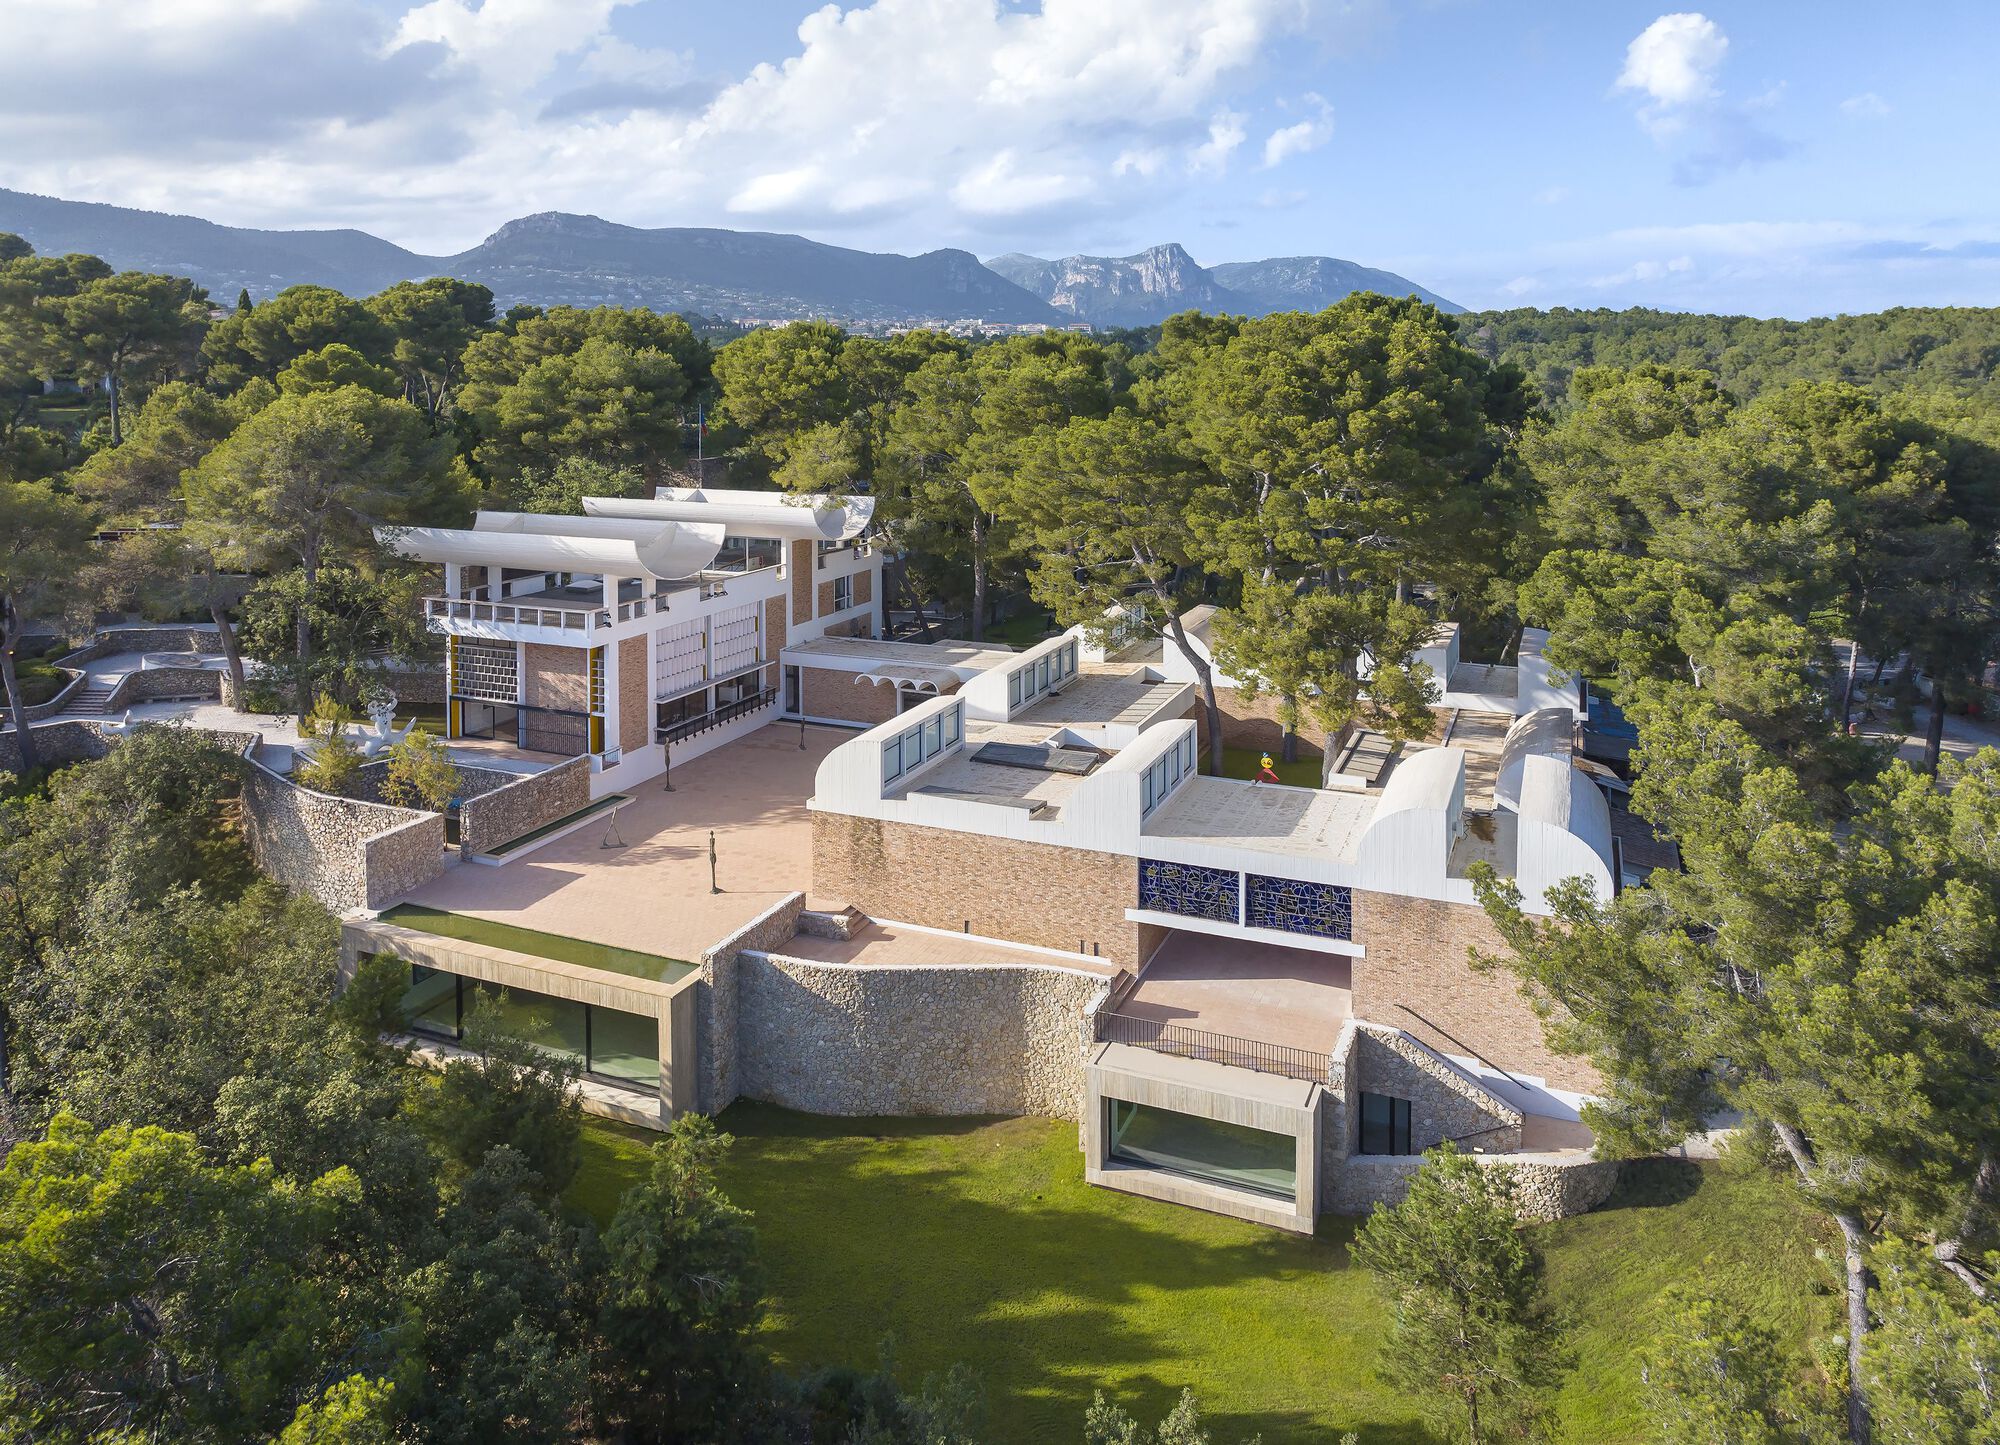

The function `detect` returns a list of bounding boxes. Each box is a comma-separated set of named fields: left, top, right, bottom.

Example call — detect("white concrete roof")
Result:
left=582, top=485, right=874, bottom=541
left=856, top=664, right=962, bottom=692
left=784, top=635, right=1018, bottom=673
left=1144, top=776, right=1376, bottom=862
left=378, top=519, right=725, bottom=579
left=1495, top=707, right=1575, bottom=813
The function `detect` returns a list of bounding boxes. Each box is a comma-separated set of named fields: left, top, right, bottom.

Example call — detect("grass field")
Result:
left=1205, top=745, right=1325, bottom=789
left=570, top=1106, right=1836, bottom=1445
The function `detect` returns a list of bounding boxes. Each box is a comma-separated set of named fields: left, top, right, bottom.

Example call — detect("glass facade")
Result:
left=1106, top=1100, right=1297, bottom=1200
left=393, top=962, right=660, bottom=1093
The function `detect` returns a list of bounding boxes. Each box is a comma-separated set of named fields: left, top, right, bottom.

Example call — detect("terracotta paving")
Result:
left=396, top=722, right=847, bottom=963
left=1119, top=931, right=1352, bottom=1052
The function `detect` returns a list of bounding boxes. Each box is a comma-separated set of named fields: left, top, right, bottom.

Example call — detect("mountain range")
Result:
left=0, top=188, right=1459, bottom=326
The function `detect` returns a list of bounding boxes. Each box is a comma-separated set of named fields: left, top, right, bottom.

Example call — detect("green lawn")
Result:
left=570, top=1107, right=1836, bottom=1445
left=1205, top=746, right=1324, bottom=789
left=377, top=903, right=693, bottom=983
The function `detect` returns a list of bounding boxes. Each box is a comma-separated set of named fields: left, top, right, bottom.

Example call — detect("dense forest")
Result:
left=1454, top=304, right=2000, bottom=407
left=3, top=231, right=1999, bottom=1444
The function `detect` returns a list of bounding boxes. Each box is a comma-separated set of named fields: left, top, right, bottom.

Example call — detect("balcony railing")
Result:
left=658, top=687, right=778, bottom=746
left=426, top=596, right=609, bottom=635
left=1094, top=1010, right=1330, bottom=1085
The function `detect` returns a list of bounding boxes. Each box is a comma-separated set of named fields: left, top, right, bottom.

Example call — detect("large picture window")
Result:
left=393, top=964, right=660, bottom=1093
left=1107, top=1100, right=1296, bottom=1200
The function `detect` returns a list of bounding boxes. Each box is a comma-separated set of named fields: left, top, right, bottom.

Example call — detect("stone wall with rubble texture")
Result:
left=1326, top=1149, right=1620, bottom=1222
left=0, top=719, right=111, bottom=773
left=733, top=953, right=1109, bottom=1120
left=1345, top=1024, right=1523, bottom=1155
left=696, top=893, right=808, bottom=1114
left=239, top=757, right=444, bottom=913
left=457, top=756, right=590, bottom=858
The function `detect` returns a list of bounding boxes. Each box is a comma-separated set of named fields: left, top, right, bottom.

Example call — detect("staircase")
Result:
left=67, top=685, right=120, bottom=716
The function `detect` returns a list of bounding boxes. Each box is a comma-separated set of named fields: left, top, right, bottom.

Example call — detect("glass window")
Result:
left=834, top=574, right=853, bottom=611
left=1142, top=771, right=1156, bottom=812
left=1037, top=658, right=1050, bottom=692
left=902, top=725, right=924, bottom=764
left=1107, top=1100, right=1297, bottom=1201
left=470, top=980, right=587, bottom=1073
left=924, top=716, right=942, bottom=756
left=943, top=707, right=961, bottom=745
left=588, top=1005, right=660, bottom=1089
left=1359, top=1092, right=1414, bottom=1155
left=398, top=963, right=460, bottom=1039
left=882, top=736, right=903, bottom=784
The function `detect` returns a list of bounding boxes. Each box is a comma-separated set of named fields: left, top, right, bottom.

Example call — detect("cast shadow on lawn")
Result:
left=1589, top=1156, right=1701, bottom=1212
left=701, top=1104, right=1440, bottom=1445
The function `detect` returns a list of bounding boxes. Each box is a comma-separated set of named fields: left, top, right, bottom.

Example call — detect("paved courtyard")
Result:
left=1120, top=931, right=1352, bottom=1052
left=395, top=723, right=848, bottom=963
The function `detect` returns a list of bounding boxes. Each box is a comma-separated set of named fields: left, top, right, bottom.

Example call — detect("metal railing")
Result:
left=425, top=596, right=609, bottom=635
left=658, top=687, right=778, bottom=745
left=1095, top=1011, right=1331, bottom=1084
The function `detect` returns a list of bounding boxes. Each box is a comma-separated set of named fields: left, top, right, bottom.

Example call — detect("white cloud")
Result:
left=1188, top=109, right=1248, bottom=175
left=1501, top=275, right=1539, bottom=297
left=0, top=0, right=1332, bottom=251
left=1617, top=13, right=1726, bottom=105
left=1613, top=12, right=1789, bottom=185
left=1841, top=91, right=1891, bottom=118
left=1533, top=185, right=1570, bottom=205
left=1261, top=92, right=1332, bottom=168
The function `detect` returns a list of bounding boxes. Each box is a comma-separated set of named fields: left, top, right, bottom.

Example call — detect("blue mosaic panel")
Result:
left=1138, top=858, right=1239, bottom=923
left=1246, top=874, right=1352, bottom=940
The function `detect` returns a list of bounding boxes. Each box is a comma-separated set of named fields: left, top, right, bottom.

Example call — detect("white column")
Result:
left=443, top=562, right=460, bottom=599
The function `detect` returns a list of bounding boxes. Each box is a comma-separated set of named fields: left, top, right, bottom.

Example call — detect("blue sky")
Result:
left=1, top=0, right=1993, bottom=316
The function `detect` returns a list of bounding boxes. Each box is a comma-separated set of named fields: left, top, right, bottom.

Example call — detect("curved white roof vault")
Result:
left=582, top=486, right=875, bottom=541
left=377, top=519, right=726, bottom=579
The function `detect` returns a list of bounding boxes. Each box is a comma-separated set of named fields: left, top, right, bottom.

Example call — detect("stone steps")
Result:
left=67, top=687, right=119, bottom=715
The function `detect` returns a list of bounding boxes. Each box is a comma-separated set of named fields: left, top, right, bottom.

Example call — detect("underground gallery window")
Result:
left=1358, top=1091, right=1413, bottom=1155
left=1106, top=1099, right=1297, bottom=1201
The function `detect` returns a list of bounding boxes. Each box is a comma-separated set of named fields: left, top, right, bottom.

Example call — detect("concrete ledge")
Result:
left=1085, top=1041, right=1320, bottom=1233
left=1085, top=1160, right=1316, bottom=1235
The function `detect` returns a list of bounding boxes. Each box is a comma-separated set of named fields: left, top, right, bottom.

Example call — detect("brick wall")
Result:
left=812, top=812, right=1141, bottom=965
left=816, top=578, right=835, bottom=617
left=618, top=635, right=648, bottom=755
left=789, top=541, right=813, bottom=629
left=522, top=643, right=588, bottom=712
left=522, top=643, right=590, bottom=753
left=799, top=666, right=900, bottom=725
left=1350, top=889, right=1600, bottom=1093
left=854, top=568, right=873, bottom=606
left=763, top=594, right=786, bottom=691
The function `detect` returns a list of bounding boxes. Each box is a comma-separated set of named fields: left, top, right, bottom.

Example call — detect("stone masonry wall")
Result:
left=0, top=719, right=111, bottom=774
left=1347, top=1024, right=1523, bottom=1154
left=697, top=893, right=809, bottom=1114
left=1351, top=889, right=1602, bottom=1094
left=11, top=670, right=86, bottom=724
left=239, top=758, right=443, bottom=913
left=1327, top=1151, right=1620, bottom=1223
left=111, top=666, right=223, bottom=706
left=735, top=953, right=1109, bottom=1120
left=812, top=812, right=1142, bottom=966
left=458, top=755, right=591, bottom=858
left=799, top=666, right=899, bottom=725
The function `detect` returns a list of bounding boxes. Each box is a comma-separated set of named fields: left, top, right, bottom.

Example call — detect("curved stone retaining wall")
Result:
left=239, top=753, right=444, bottom=913
left=731, top=951, right=1109, bottom=1121
left=697, top=894, right=809, bottom=1114
left=1327, top=1151, right=1621, bottom=1223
